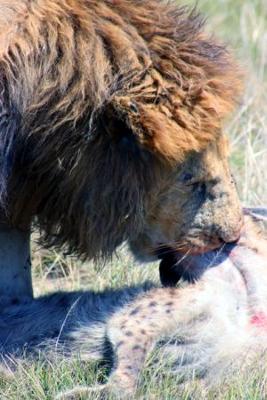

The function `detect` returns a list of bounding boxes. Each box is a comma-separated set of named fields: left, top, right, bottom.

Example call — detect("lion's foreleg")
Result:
left=0, top=225, right=32, bottom=307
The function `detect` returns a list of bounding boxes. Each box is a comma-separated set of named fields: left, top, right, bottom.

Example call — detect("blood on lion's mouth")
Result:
left=156, top=235, right=225, bottom=259
left=176, top=233, right=229, bottom=255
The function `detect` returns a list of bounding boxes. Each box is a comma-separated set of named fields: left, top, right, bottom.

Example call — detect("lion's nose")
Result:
left=219, top=229, right=241, bottom=244
left=217, top=220, right=243, bottom=244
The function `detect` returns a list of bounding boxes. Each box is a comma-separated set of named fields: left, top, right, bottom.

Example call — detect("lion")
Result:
left=0, top=210, right=266, bottom=398
left=0, top=0, right=243, bottom=302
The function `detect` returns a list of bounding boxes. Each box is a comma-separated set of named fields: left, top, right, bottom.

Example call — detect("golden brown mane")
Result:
left=0, top=0, right=242, bottom=258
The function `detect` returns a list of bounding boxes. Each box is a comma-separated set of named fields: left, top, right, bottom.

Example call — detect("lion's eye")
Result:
left=180, top=172, right=194, bottom=185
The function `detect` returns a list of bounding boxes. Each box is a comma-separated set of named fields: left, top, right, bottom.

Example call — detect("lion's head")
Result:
left=1, top=0, right=243, bottom=264
left=130, top=135, right=243, bottom=262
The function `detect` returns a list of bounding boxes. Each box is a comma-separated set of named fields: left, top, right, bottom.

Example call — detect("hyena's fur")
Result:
left=0, top=214, right=267, bottom=398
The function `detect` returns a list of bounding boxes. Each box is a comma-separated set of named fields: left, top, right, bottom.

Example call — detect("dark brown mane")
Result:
left=0, top=0, right=242, bottom=259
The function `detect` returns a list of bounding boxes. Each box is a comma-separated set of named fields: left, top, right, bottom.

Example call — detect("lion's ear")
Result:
left=136, top=103, right=217, bottom=163
left=112, top=74, right=242, bottom=164
left=111, top=96, right=220, bottom=164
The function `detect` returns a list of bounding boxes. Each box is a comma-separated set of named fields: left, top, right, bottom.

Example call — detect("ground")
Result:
left=0, top=0, right=266, bottom=399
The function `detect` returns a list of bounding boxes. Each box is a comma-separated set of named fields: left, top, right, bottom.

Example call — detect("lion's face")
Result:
left=130, top=135, right=243, bottom=261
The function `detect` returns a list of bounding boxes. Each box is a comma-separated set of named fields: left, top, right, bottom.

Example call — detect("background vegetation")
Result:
left=1, top=0, right=266, bottom=399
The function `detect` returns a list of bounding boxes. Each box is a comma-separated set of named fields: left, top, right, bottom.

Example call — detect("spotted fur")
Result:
left=0, top=215, right=266, bottom=398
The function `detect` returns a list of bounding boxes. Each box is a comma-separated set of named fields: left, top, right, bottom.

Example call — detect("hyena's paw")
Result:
left=98, top=367, right=142, bottom=398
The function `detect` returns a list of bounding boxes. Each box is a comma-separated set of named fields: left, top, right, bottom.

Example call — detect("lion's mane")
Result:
left=0, top=0, right=242, bottom=258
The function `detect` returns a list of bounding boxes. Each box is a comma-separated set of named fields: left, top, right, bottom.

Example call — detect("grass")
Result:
left=1, top=0, right=267, bottom=399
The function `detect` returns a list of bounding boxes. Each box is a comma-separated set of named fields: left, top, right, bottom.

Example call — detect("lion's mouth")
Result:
left=155, top=234, right=231, bottom=287
left=157, top=244, right=233, bottom=287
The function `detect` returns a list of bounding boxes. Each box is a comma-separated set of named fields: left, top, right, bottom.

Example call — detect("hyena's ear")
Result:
left=243, top=207, right=267, bottom=222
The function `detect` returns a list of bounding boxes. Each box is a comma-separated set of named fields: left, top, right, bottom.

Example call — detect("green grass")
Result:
left=1, top=1, right=267, bottom=399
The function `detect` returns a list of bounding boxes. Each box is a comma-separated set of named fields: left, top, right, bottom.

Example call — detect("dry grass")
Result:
left=188, top=0, right=267, bottom=205
left=0, top=0, right=266, bottom=399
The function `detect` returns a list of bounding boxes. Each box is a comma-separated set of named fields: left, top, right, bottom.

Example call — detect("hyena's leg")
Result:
left=57, top=282, right=213, bottom=399
left=106, top=283, right=211, bottom=395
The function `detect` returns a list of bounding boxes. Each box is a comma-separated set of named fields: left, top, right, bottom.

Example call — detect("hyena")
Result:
left=0, top=211, right=266, bottom=398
